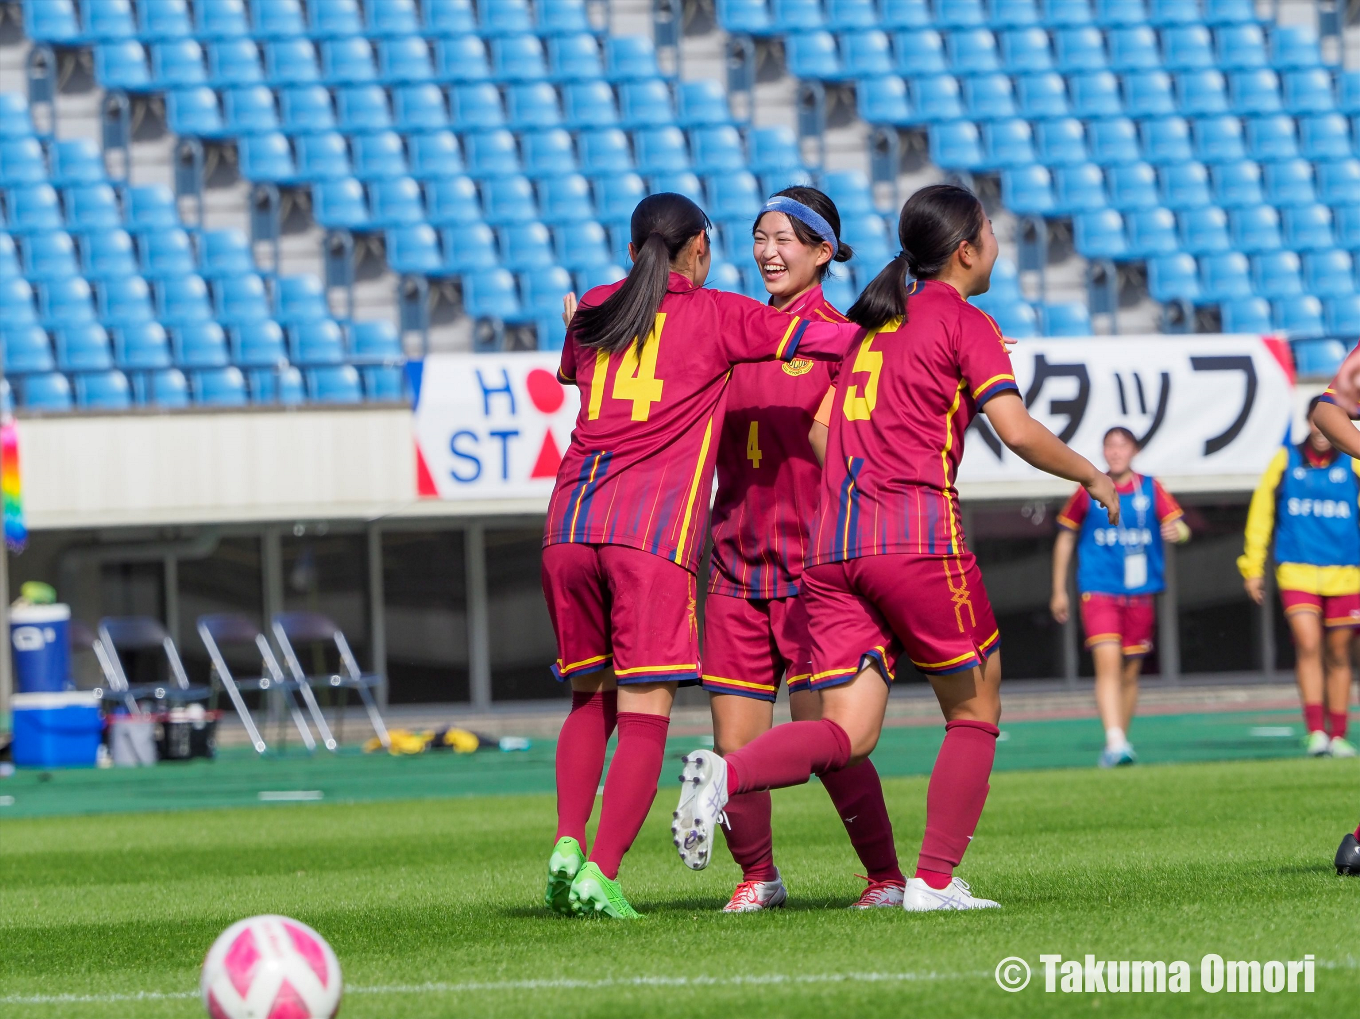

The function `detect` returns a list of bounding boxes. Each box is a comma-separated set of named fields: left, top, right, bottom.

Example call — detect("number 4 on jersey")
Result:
left=613, top=314, right=666, bottom=420
left=746, top=420, right=762, bottom=467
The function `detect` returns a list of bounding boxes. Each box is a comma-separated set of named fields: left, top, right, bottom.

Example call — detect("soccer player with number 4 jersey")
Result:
left=704, top=187, right=905, bottom=913
left=541, top=194, right=863, bottom=919
left=672, top=184, right=1120, bottom=912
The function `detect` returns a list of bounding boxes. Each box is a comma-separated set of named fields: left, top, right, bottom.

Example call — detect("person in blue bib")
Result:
left=1051, top=427, right=1191, bottom=768
left=1240, top=396, right=1360, bottom=759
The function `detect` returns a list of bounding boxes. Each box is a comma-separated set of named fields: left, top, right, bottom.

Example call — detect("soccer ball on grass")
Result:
left=201, top=915, right=342, bottom=1019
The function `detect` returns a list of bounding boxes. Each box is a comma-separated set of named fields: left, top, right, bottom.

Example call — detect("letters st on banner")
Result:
left=409, top=336, right=1295, bottom=502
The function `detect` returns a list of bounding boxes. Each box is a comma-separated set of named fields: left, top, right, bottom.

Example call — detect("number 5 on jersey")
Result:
left=587, top=313, right=666, bottom=422
left=844, top=332, right=882, bottom=421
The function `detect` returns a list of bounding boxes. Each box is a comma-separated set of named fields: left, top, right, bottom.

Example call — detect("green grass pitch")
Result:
left=2, top=756, right=1358, bottom=1018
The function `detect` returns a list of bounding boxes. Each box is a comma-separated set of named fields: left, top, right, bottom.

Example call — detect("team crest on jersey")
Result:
left=1132, top=493, right=1151, bottom=512
left=1294, top=467, right=1308, bottom=480
left=782, top=358, right=814, bottom=377
left=1331, top=466, right=1347, bottom=483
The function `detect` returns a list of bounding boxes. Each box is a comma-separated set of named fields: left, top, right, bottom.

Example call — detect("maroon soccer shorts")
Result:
left=1280, top=589, right=1360, bottom=629
left=803, top=553, right=1001, bottom=689
left=701, top=592, right=813, bottom=702
left=542, top=542, right=700, bottom=685
left=1079, top=592, right=1156, bottom=657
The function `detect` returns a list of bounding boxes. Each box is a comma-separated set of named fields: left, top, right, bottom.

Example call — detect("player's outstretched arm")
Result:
left=983, top=392, right=1120, bottom=524
left=1312, top=400, right=1360, bottom=459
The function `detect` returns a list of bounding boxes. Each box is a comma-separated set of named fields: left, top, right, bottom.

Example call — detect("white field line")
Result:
left=0, top=969, right=988, bottom=1005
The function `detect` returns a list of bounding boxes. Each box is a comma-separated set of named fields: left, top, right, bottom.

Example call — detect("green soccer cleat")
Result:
left=544, top=836, right=585, bottom=915
left=569, top=861, right=642, bottom=919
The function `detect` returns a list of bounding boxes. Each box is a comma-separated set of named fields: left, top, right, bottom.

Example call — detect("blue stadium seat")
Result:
left=75, top=370, right=132, bottom=410
left=1230, top=69, right=1282, bottom=115
left=506, top=83, right=560, bottom=131
left=1221, top=296, right=1272, bottom=333
left=336, top=85, right=392, bottom=134
left=1275, top=295, right=1326, bottom=337
left=934, top=0, right=986, bottom=29
left=605, top=36, right=661, bottom=82
left=985, top=118, right=1037, bottom=167
left=84, top=1, right=137, bottom=42
left=720, top=0, right=775, bottom=32
left=1002, top=164, right=1055, bottom=215
left=1069, top=71, right=1121, bottom=118
left=1161, top=160, right=1214, bottom=209
left=947, top=28, right=1000, bottom=73
left=477, top=0, right=532, bottom=35
left=351, top=132, right=408, bottom=181
left=1283, top=68, right=1334, bottom=114
left=151, top=38, right=206, bottom=86
left=1246, top=114, right=1298, bottom=161
left=858, top=76, right=914, bottom=125
left=263, top=38, right=319, bottom=87
left=1333, top=205, right=1360, bottom=250
left=214, top=273, right=270, bottom=324
left=48, top=140, right=103, bottom=187
left=841, top=31, right=895, bottom=77
left=1293, top=337, right=1347, bottom=375
left=438, top=222, right=498, bottom=273
left=772, top=0, right=825, bottom=30
left=480, top=175, right=537, bottom=226
left=1039, top=301, right=1091, bottom=335
left=747, top=126, right=805, bottom=185
left=841, top=213, right=893, bottom=263
left=1325, top=296, right=1360, bottom=336
left=634, top=127, right=689, bottom=174
left=4, top=322, right=55, bottom=374
left=928, top=120, right=984, bottom=170
left=1217, top=24, right=1269, bottom=71
left=321, top=37, right=376, bottom=85
left=1086, top=117, right=1140, bottom=165
left=1263, top=159, right=1316, bottom=208
left=0, top=138, right=46, bottom=187
left=1055, top=26, right=1106, bottom=72
left=967, top=74, right=1017, bottom=120
left=0, top=232, right=16, bottom=274
left=707, top=172, right=761, bottom=220
left=575, top=262, right=628, bottom=294
left=1230, top=204, right=1283, bottom=253
left=677, top=81, right=735, bottom=130
left=238, top=132, right=298, bottom=184
left=1121, top=70, right=1175, bottom=118
left=172, top=320, right=229, bottom=368
left=408, top=132, right=464, bottom=180
left=54, top=322, right=112, bottom=369
left=434, top=35, right=491, bottom=84
left=492, top=35, right=548, bottom=83
left=1272, top=25, right=1323, bottom=71
left=537, top=0, right=592, bottom=35
left=1002, top=27, right=1052, bottom=73
left=207, top=38, right=262, bottom=87
left=879, top=0, right=930, bottom=28
left=619, top=79, right=674, bottom=129
left=692, top=126, right=746, bottom=174
left=351, top=319, right=403, bottom=363
left=294, top=132, right=352, bottom=182
left=1022, top=73, right=1071, bottom=120
left=221, top=85, right=277, bottom=134
left=278, top=86, right=333, bottom=134
left=909, top=74, right=964, bottom=122
left=1107, top=161, right=1159, bottom=210
left=1054, top=161, right=1106, bottom=212
left=580, top=130, right=634, bottom=176
left=549, top=34, right=604, bottom=82
left=230, top=318, right=287, bottom=366
left=462, top=268, right=521, bottom=318
left=499, top=222, right=555, bottom=271
left=1125, top=206, right=1178, bottom=257
left=1147, top=0, right=1197, bottom=25
left=366, top=0, right=419, bottom=36
left=275, top=275, right=327, bottom=323
left=143, top=367, right=190, bottom=407
left=24, top=0, right=80, bottom=44
left=787, top=32, right=841, bottom=80
left=1162, top=25, right=1214, bottom=71
left=64, top=184, right=120, bottom=234
left=113, top=320, right=172, bottom=369
left=1299, top=114, right=1350, bottom=161
left=1317, top=159, right=1360, bottom=206
left=1252, top=250, right=1304, bottom=298
left=96, top=274, right=154, bottom=324
left=1035, top=117, right=1088, bottom=165
left=1211, top=159, right=1265, bottom=209
left=43, top=277, right=99, bottom=328
left=167, top=86, right=226, bottom=138
left=1284, top=204, right=1335, bottom=252
left=1107, top=26, right=1159, bottom=72
left=648, top=171, right=704, bottom=204
left=895, top=31, right=948, bottom=76
left=521, top=129, right=577, bottom=178
left=390, top=84, right=447, bottom=133
left=451, top=83, right=505, bottom=130
left=987, top=300, right=1040, bottom=337
left=1178, top=205, right=1232, bottom=254
left=289, top=319, right=345, bottom=365
left=1073, top=209, right=1127, bottom=258
left=821, top=171, right=876, bottom=215
left=6, top=183, right=63, bottom=234
left=562, top=81, right=619, bottom=131
left=22, top=231, right=79, bottom=281
left=1304, top=249, right=1355, bottom=297
left=0, top=94, right=35, bottom=139
left=192, top=366, right=248, bottom=406
left=307, top=364, right=363, bottom=404
left=1194, top=115, right=1247, bottom=163
left=378, top=36, right=435, bottom=85
left=1147, top=252, right=1200, bottom=302
left=0, top=278, right=37, bottom=324
left=593, top=173, right=647, bottom=225
left=991, top=0, right=1042, bottom=26
left=1198, top=251, right=1252, bottom=301
left=79, top=228, right=138, bottom=280
left=1140, top=116, right=1193, bottom=164
left=1094, top=0, right=1147, bottom=26
left=555, top=220, right=612, bottom=271
left=20, top=372, right=74, bottom=411
left=539, top=174, right=595, bottom=225
left=195, top=0, right=248, bottom=40
left=368, top=176, right=426, bottom=229
left=312, top=177, right=370, bottom=229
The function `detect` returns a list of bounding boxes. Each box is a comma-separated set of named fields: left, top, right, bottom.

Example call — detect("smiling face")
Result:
left=1103, top=430, right=1137, bottom=477
left=752, top=211, right=833, bottom=305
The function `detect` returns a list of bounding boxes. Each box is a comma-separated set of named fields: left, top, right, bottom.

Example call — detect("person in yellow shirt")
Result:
left=1240, top=397, right=1360, bottom=757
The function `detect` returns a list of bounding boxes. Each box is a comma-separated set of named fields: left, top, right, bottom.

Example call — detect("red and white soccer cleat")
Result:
left=848, top=876, right=906, bottom=909
left=722, top=871, right=788, bottom=913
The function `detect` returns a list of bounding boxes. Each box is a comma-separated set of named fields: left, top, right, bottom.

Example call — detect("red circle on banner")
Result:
left=527, top=368, right=565, bottom=414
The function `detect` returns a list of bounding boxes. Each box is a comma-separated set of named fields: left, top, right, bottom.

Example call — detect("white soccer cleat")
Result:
left=902, top=876, right=1000, bottom=912
left=1330, top=736, right=1358, bottom=758
left=672, top=749, right=729, bottom=871
left=1307, top=730, right=1332, bottom=756
left=849, top=877, right=906, bottom=909
left=722, top=871, right=788, bottom=912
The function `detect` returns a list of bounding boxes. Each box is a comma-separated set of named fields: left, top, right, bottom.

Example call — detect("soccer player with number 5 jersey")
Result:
left=704, top=187, right=905, bottom=913
left=673, top=184, right=1120, bottom=912
left=540, top=193, right=863, bottom=919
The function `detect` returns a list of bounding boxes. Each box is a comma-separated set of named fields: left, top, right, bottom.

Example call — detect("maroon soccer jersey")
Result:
left=709, top=284, right=845, bottom=599
left=808, top=279, right=1019, bottom=565
left=546, top=272, right=861, bottom=573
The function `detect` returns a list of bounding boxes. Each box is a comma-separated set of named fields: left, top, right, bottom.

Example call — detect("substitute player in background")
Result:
left=672, top=184, right=1119, bottom=911
left=1240, top=397, right=1359, bottom=759
left=542, top=193, right=863, bottom=919
left=1051, top=427, right=1190, bottom=768
left=704, top=186, right=905, bottom=913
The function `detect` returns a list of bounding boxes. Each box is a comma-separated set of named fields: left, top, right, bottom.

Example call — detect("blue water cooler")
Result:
left=10, top=603, right=71, bottom=693
left=11, top=691, right=102, bottom=768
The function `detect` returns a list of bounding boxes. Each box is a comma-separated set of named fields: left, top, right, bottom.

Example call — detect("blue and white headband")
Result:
left=758, top=196, right=838, bottom=257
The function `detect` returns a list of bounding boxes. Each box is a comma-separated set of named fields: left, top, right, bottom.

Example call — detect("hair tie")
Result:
left=759, top=197, right=838, bottom=257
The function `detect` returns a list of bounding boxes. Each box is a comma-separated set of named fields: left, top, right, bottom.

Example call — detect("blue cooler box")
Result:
left=11, top=603, right=72, bottom=693
left=12, top=691, right=102, bottom=768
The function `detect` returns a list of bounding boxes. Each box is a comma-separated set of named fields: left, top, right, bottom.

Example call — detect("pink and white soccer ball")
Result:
left=201, top=915, right=342, bottom=1019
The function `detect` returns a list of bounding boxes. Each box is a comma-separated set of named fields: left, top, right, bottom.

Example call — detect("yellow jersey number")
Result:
left=843, top=331, right=882, bottom=421
left=746, top=420, right=762, bottom=467
left=586, top=313, right=666, bottom=422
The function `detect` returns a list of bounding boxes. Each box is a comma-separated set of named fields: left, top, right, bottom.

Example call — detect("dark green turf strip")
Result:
left=0, top=709, right=1312, bottom=820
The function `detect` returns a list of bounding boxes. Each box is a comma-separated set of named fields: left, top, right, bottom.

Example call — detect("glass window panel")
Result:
left=383, top=529, right=470, bottom=703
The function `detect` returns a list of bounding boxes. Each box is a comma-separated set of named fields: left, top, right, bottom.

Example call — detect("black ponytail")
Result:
left=572, top=192, right=711, bottom=355
left=847, top=183, right=985, bottom=331
left=753, top=186, right=854, bottom=282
